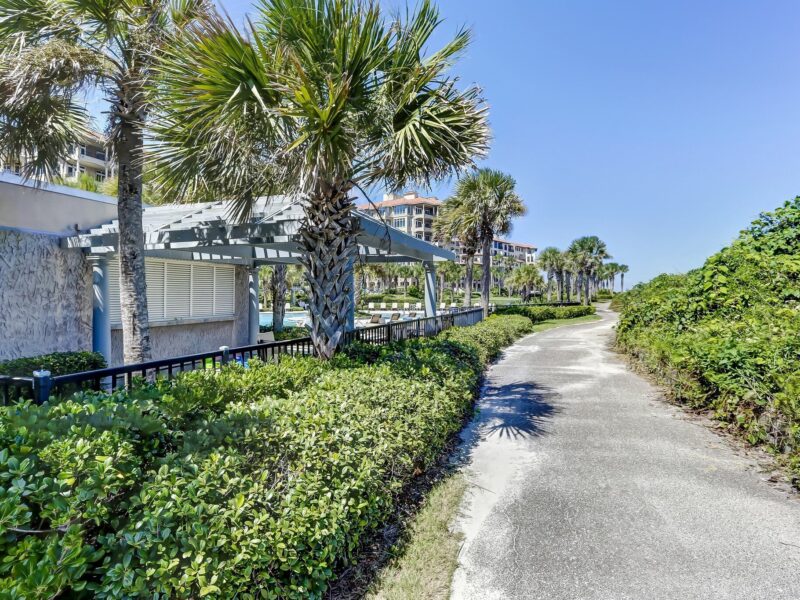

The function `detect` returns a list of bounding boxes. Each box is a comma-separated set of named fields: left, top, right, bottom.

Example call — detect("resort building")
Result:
left=358, top=191, right=441, bottom=243
left=2, top=129, right=114, bottom=184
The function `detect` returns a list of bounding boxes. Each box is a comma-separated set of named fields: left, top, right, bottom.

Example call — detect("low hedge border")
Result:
left=0, top=351, right=106, bottom=378
left=494, top=304, right=595, bottom=323
left=0, top=315, right=532, bottom=598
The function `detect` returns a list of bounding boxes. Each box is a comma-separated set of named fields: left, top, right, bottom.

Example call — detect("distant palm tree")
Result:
left=438, top=260, right=463, bottom=304
left=538, top=247, right=563, bottom=302
left=0, top=0, right=206, bottom=363
left=271, top=265, right=288, bottom=333
left=150, top=0, right=489, bottom=359
left=435, top=197, right=479, bottom=307
left=447, top=169, right=526, bottom=315
left=567, top=236, right=610, bottom=305
left=506, top=264, right=543, bottom=302
left=619, top=264, right=630, bottom=291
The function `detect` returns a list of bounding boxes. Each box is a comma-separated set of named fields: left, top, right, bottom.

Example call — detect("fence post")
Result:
left=32, top=370, right=51, bottom=405
left=220, top=346, right=230, bottom=366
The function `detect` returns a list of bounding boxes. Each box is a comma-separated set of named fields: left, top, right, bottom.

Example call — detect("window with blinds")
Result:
left=106, top=257, right=236, bottom=325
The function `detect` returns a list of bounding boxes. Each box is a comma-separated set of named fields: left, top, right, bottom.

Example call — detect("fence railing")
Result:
left=1, top=307, right=484, bottom=404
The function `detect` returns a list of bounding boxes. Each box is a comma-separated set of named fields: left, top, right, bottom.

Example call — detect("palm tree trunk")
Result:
left=271, top=264, right=288, bottom=333
left=546, top=274, right=553, bottom=302
left=116, top=119, right=152, bottom=364
left=480, top=236, right=492, bottom=315
left=463, top=254, right=475, bottom=308
left=584, top=273, right=591, bottom=306
left=300, top=185, right=358, bottom=360
left=621, top=273, right=625, bottom=292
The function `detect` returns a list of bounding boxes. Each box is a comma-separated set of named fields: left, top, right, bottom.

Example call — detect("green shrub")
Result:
left=0, top=351, right=106, bottom=377
left=0, top=316, right=530, bottom=598
left=494, top=304, right=595, bottom=323
left=594, top=289, right=613, bottom=300
left=615, top=197, right=800, bottom=481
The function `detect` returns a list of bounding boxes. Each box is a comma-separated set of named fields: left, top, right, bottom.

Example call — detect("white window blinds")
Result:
left=106, top=257, right=235, bottom=325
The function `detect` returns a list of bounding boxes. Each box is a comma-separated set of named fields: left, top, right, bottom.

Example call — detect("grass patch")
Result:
left=366, top=475, right=466, bottom=600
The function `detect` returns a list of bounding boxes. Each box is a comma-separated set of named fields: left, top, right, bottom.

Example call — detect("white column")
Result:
left=248, top=267, right=259, bottom=345
left=90, top=256, right=111, bottom=364
left=423, top=261, right=437, bottom=317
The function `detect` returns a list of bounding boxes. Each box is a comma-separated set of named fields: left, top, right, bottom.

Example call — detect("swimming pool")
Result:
left=259, top=311, right=309, bottom=328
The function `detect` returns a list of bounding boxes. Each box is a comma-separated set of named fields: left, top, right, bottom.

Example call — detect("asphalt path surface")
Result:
left=451, top=305, right=800, bottom=600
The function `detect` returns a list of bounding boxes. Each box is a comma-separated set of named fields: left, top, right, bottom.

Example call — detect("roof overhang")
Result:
left=63, top=196, right=455, bottom=266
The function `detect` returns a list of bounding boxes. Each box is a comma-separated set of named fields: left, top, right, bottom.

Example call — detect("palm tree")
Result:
left=0, top=0, right=205, bottom=363
left=445, top=169, right=526, bottom=315
left=619, top=264, right=629, bottom=292
left=506, top=263, right=543, bottom=302
left=271, top=265, right=288, bottom=333
left=150, top=0, right=489, bottom=359
left=538, top=247, right=563, bottom=302
left=438, top=260, right=463, bottom=304
left=435, top=196, right=479, bottom=308
left=567, top=236, right=610, bottom=305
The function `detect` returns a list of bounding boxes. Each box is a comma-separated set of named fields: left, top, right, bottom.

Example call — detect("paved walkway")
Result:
left=451, top=305, right=800, bottom=600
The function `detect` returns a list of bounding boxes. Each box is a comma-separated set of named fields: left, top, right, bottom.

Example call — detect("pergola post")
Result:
left=346, top=257, right=355, bottom=331
left=89, top=255, right=111, bottom=364
left=248, top=267, right=259, bottom=345
left=423, top=261, right=437, bottom=317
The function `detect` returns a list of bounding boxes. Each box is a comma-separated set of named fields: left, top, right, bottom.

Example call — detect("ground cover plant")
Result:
left=0, top=352, right=106, bottom=377
left=0, top=315, right=532, bottom=598
left=614, top=197, right=800, bottom=483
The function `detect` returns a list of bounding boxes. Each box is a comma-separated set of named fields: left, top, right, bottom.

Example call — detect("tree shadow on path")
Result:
left=453, top=380, right=560, bottom=467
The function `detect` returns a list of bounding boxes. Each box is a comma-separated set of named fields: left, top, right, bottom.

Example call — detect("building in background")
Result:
left=358, top=191, right=441, bottom=243
left=2, top=129, right=114, bottom=184
left=359, top=190, right=537, bottom=266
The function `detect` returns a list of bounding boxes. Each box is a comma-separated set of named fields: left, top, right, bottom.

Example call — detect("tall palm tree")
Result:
left=619, top=263, right=629, bottom=291
left=150, top=0, right=489, bottom=359
left=0, top=0, right=205, bottom=363
left=446, top=169, right=526, bottom=315
left=435, top=196, right=479, bottom=307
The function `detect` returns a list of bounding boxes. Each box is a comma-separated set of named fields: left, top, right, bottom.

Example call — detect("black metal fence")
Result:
left=1, top=307, right=484, bottom=404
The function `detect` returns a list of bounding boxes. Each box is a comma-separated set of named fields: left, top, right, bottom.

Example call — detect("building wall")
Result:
left=108, top=265, right=250, bottom=365
left=0, top=230, right=93, bottom=361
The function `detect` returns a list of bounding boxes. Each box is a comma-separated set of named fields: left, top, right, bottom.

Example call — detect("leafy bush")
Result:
left=0, top=316, right=530, bottom=598
left=615, top=197, right=800, bottom=481
left=594, top=289, right=613, bottom=300
left=494, top=304, right=595, bottom=323
left=0, top=351, right=106, bottom=377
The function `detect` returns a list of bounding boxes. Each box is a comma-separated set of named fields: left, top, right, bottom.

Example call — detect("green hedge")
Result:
left=0, top=351, right=106, bottom=377
left=0, top=316, right=531, bottom=598
left=615, top=197, right=800, bottom=482
left=494, top=304, right=595, bottom=323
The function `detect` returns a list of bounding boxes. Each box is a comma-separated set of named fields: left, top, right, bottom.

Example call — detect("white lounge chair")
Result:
left=403, top=302, right=410, bottom=310
left=284, top=302, right=291, bottom=310
left=391, top=303, right=398, bottom=310
left=415, top=302, right=422, bottom=310
left=439, top=302, right=445, bottom=310
left=380, top=302, right=387, bottom=310
left=368, top=302, right=375, bottom=310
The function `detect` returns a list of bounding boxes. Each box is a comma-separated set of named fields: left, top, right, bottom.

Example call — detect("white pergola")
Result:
left=65, top=196, right=454, bottom=356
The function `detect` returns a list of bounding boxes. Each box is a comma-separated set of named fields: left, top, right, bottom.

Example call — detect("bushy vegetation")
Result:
left=494, top=304, right=596, bottom=323
left=0, top=351, right=106, bottom=377
left=614, top=198, right=800, bottom=482
left=0, top=316, right=531, bottom=598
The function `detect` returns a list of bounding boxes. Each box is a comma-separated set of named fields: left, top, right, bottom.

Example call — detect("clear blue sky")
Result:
left=218, top=0, right=800, bottom=285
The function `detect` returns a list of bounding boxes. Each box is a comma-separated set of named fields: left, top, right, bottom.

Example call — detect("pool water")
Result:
left=259, top=311, right=309, bottom=328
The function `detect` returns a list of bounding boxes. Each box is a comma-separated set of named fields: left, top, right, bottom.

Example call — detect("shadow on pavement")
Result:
left=478, top=380, right=560, bottom=440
